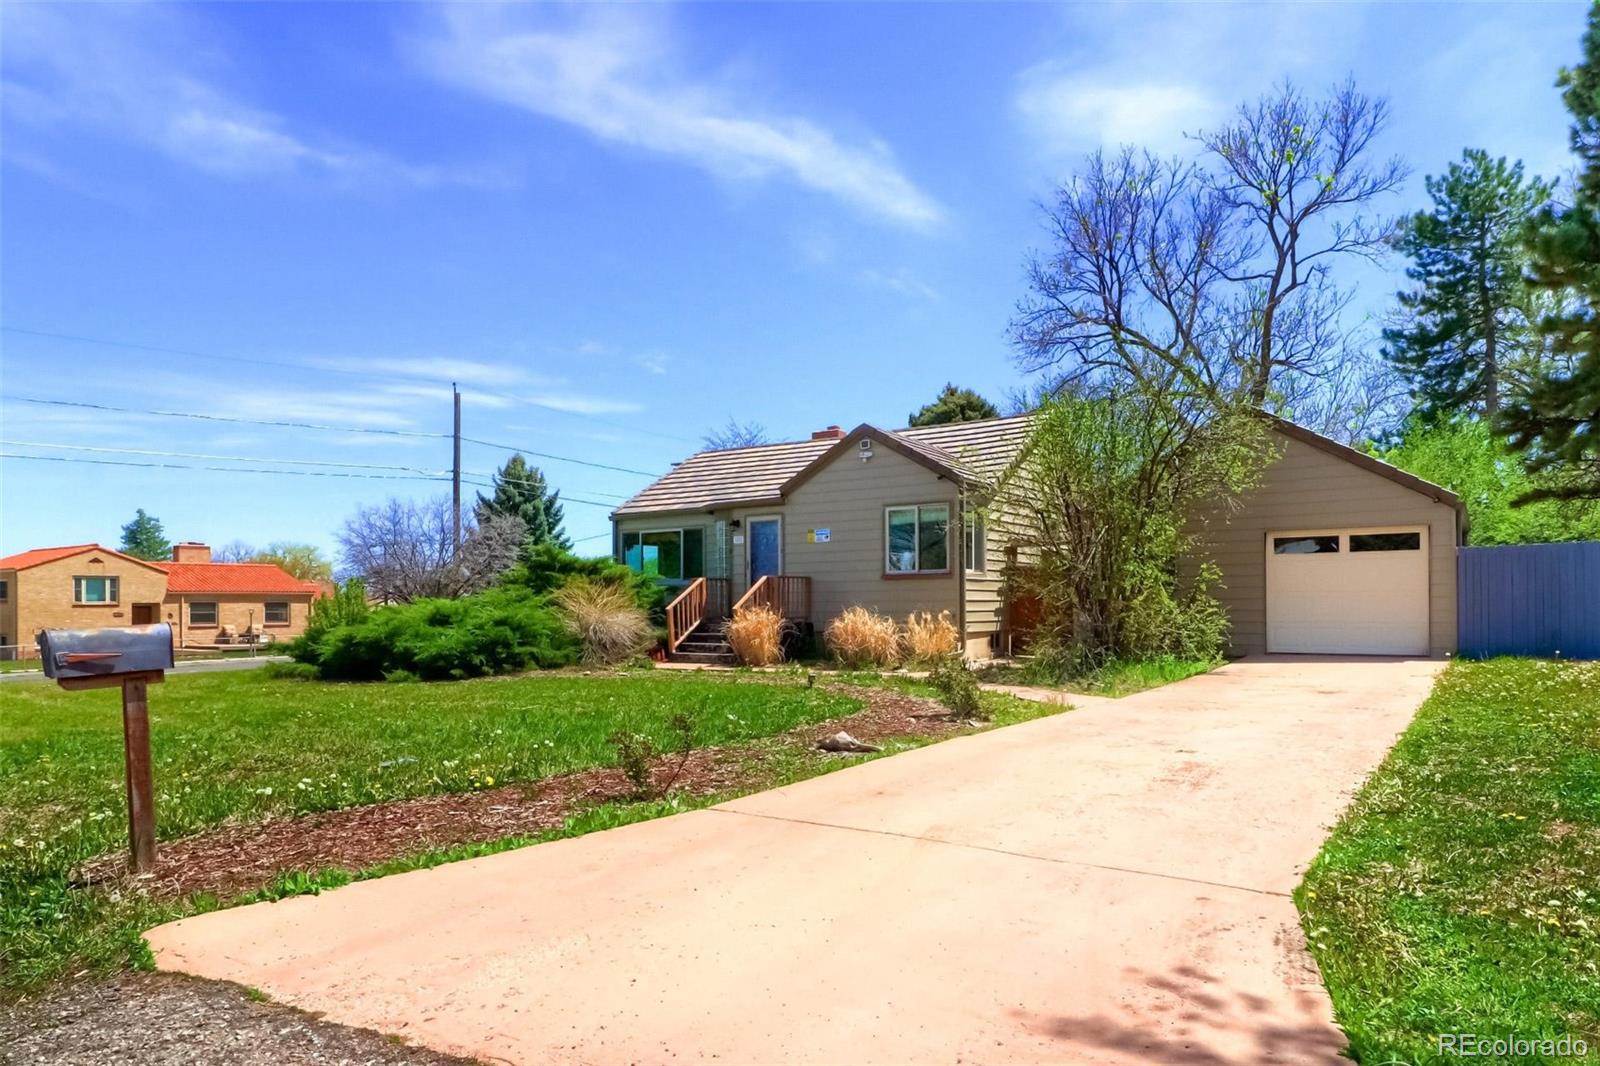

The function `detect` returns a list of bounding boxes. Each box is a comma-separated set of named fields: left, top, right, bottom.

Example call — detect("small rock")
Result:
left=817, top=731, right=881, bottom=753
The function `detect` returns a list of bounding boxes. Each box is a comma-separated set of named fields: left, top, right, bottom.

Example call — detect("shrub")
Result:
left=928, top=654, right=983, bottom=718
left=309, top=588, right=579, bottom=681
left=506, top=543, right=664, bottom=613
left=384, top=668, right=420, bottom=684
left=904, top=610, right=960, bottom=663
left=554, top=579, right=653, bottom=664
left=263, top=660, right=319, bottom=681
left=825, top=607, right=901, bottom=668
left=725, top=604, right=788, bottom=666
left=609, top=730, right=656, bottom=796
left=290, top=578, right=370, bottom=666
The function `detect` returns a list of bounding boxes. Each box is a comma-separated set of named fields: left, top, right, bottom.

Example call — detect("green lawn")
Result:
left=1, top=666, right=1049, bottom=997
left=1298, top=659, right=1600, bottom=1065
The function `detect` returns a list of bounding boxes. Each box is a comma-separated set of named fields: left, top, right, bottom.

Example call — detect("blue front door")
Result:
left=748, top=518, right=781, bottom=581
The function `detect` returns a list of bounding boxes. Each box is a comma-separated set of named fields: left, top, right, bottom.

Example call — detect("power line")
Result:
left=0, top=438, right=445, bottom=475
left=0, top=324, right=701, bottom=444
left=0, top=451, right=454, bottom=483
left=3, top=396, right=664, bottom=477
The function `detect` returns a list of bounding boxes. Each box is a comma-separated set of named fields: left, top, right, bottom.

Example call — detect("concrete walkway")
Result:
left=146, top=656, right=1444, bottom=1065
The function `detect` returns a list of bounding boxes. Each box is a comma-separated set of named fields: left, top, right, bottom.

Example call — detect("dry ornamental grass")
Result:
left=825, top=606, right=901, bottom=668
left=725, top=604, right=788, bottom=666
left=904, top=610, right=960, bottom=662
left=553, top=580, right=653, bottom=664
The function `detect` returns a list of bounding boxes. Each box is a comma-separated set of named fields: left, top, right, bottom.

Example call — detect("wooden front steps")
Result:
left=669, top=621, right=736, bottom=666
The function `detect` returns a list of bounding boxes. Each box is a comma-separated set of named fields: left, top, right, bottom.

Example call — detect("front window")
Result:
left=964, top=513, right=986, bottom=572
left=189, top=602, right=218, bottom=626
left=886, top=504, right=950, bottom=574
left=264, top=602, right=290, bottom=624
left=73, top=576, right=119, bottom=604
left=621, top=528, right=705, bottom=581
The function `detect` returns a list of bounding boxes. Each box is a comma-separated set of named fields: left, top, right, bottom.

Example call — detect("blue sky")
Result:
left=0, top=1, right=1585, bottom=557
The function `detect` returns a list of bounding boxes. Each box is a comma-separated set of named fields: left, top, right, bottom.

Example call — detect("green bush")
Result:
left=290, top=578, right=371, bottom=666
left=262, top=660, right=320, bottom=681
left=308, top=588, right=579, bottom=681
left=505, top=543, right=664, bottom=613
left=928, top=655, right=983, bottom=718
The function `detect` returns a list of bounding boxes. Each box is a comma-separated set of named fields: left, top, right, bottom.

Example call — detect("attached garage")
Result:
left=1265, top=527, right=1430, bottom=655
left=1190, top=418, right=1465, bottom=658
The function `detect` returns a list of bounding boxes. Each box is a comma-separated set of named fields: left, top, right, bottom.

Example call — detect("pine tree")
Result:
left=907, top=384, right=1000, bottom=427
left=476, top=455, right=571, bottom=550
left=118, top=509, right=171, bottom=561
left=1383, top=150, right=1553, bottom=421
left=1504, top=4, right=1600, bottom=500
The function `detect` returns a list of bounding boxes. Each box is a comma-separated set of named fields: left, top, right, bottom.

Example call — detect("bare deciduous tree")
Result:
left=338, top=496, right=525, bottom=603
left=1013, top=80, right=1408, bottom=413
left=702, top=418, right=769, bottom=451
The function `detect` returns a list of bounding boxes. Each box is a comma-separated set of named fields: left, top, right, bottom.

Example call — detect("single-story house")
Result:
left=611, top=414, right=1463, bottom=661
left=0, top=541, right=321, bottom=658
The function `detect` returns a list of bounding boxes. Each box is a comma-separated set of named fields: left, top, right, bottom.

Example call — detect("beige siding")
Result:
left=1190, top=433, right=1460, bottom=657
left=771, top=447, right=962, bottom=626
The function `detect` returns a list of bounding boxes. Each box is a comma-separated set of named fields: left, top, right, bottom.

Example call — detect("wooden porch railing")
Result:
left=730, top=574, right=812, bottom=622
left=666, top=577, right=731, bottom=652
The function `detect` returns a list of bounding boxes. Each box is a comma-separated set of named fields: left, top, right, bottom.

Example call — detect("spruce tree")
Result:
left=1504, top=4, right=1600, bottom=500
left=907, top=384, right=1000, bottom=426
left=118, top=509, right=171, bottom=561
left=1383, top=150, right=1552, bottom=421
left=476, top=455, right=571, bottom=550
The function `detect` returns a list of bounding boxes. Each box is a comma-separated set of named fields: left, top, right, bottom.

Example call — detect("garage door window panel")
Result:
left=1350, top=532, right=1422, bottom=552
left=1273, top=535, right=1339, bottom=555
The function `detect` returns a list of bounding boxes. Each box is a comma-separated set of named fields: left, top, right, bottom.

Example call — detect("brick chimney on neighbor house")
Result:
left=811, top=425, right=845, bottom=441
left=172, top=542, right=212, bottom=563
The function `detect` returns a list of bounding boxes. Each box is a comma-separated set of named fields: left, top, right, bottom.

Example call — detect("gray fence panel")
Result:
left=1457, top=541, right=1600, bottom=659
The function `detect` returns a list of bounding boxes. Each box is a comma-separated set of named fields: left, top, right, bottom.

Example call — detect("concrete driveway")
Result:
left=146, top=657, right=1444, bottom=1065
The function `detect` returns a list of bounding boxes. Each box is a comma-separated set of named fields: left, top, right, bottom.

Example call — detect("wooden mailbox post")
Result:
left=39, top=623, right=174, bottom=874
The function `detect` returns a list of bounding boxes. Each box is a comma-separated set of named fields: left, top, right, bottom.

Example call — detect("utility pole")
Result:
left=452, top=382, right=462, bottom=561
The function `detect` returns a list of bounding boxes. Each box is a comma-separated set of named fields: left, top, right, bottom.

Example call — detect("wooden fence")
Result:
left=1457, top=541, right=1600, bottom=659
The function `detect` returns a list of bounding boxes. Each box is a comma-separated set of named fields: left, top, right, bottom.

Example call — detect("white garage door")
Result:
left=1265, top=527, right=1430, bottom=655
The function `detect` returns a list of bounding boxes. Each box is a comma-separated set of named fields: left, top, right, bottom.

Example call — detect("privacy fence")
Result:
left=1457, top=541, right=1600, bottom=660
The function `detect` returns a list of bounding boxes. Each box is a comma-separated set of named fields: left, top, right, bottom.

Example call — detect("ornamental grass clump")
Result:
left=904, top=610, right=960, bottom=663
left=554, top=579, right=654, bottom=665
left=825, top=606, right=901, bottom=668
left=725, top=604, right=788, bottom=666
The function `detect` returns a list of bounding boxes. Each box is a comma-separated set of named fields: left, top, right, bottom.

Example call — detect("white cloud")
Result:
left=2, top=4, right=497, bottom=189
left=414, top=5, right=943, bottom=228
left=310, top=355, right=551, bottom=389
left=858, top=268, right=938, bottom=301
left=524, top=392, right=643, bottom=416
left=634, top=352, right=670, bottom=375
left=1015, top=69, right=1214, bottom=156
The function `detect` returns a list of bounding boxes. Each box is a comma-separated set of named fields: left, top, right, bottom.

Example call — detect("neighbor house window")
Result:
left=964, top=513, right=986, bottom=573
left=620, top=528, right=704, bottom=581
left=73, top=576, right=119, bottom=604
left=1350, top=532, right=1422, bottom=552
left=886, top=504, right=950, bottom=574
left=264, top=602, right=290, bottom=624
left=0, top=579, right=8, bottom=601
left=1273, top=535, right=1339, bottom=555
left=189, top=602, right=218, bottom=626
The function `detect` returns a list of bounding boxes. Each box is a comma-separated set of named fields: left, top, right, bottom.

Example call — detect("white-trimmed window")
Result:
left=964, top=513, right=986, bottom=573
left=189, top=601, right=219, bottom=626
left=885, top=504, right=950, bottom=574
left=620, top=529, right=705, bottom=581
left=73, top=576, right=119, bottom=604
left=264, top=602, right=290, bottom=624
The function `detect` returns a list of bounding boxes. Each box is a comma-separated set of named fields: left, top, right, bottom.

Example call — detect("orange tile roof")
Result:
left=156, top=562, right=321, bottom=596
left=0, top=543, right=158, bottom=571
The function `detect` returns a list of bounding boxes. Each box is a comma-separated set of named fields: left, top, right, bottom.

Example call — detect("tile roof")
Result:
left=156, top=562, right=322, bottom=595
left=614, top=413, right=1036, bottom=517
left=0, top=543, right=164, bottom=571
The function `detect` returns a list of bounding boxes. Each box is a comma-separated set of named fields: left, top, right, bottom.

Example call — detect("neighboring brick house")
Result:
left=0, top=541, right=321, bottom=658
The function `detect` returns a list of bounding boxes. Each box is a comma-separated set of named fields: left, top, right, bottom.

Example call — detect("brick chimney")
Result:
left=172, top=542, right=212, bottom=563
left=811, top=425, right=846, bottom=441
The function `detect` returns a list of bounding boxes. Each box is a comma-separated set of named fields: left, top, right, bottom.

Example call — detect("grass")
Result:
left=1298, top=658, right=1600, bottom=1064
left=0, top=649, right=263, bottom=674
left=976, top=654, right=1219, bottom=697
left=0, top=666, right=1051, bottom=998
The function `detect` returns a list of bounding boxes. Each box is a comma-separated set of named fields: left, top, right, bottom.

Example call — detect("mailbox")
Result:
left=40, top=624, right=174, bottom=683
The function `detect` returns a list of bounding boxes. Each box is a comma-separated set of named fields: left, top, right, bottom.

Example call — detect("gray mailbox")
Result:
left=40, top=623, right=175, bottom=683
left=38, top=623, right=172, bottom=874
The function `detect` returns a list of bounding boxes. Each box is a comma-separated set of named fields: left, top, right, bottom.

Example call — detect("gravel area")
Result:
left=0, top=973, right=475, bottom=1066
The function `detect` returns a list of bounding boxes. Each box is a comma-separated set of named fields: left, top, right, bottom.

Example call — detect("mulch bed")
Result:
left=74, top=684, right=965, bottom=904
